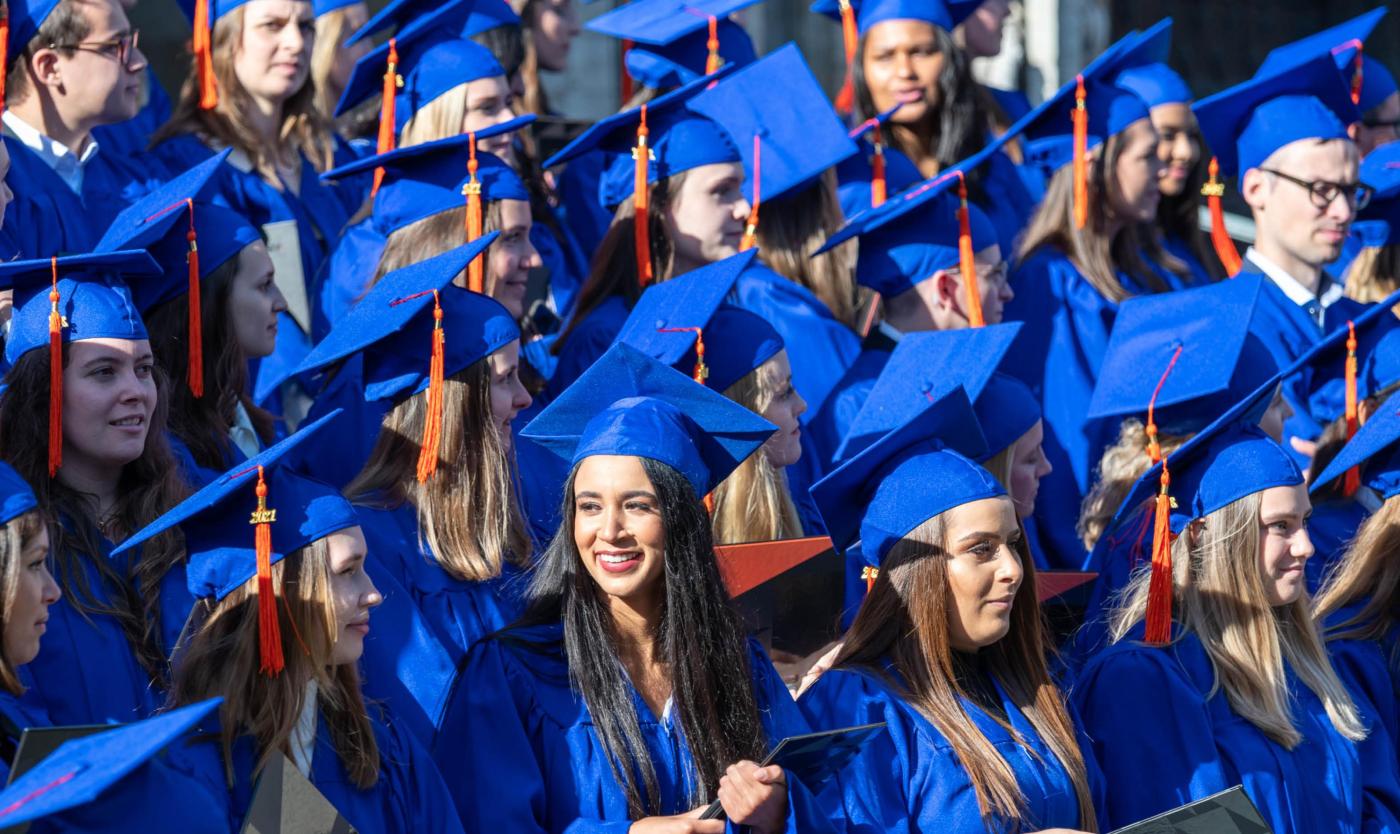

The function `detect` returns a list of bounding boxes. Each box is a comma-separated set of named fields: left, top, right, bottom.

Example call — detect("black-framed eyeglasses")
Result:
left=51, top=29, right=140, bottom=65
left=1361, top=116, right=1400, bottom=134
left=1258, top=167, right=1374, bottom=211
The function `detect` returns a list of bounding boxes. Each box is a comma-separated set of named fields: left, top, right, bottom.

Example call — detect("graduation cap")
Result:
left=816, top=169, right=998, bottom=313
left=841, top=103, right=905, bottom=211
left=1357, top=56, right=1399, bottom=113
left=0, top=251, right=163, bottom=477
left=1107, top=18, right=1193, bottom=109
left=1254, top=7, right=1386, bottom=109
left=1193, top=52, right=1360, bottom=273
left=612, top=250, right=783, bottom=391
left=587, top=0, right=761, bottom=88
left=0, top=462, right=37, bottom=527
left=296, top=240, right=514, bottom=482
left=813, top=386, right=999, bottom=567
left=1313, top=389, right=1400, bottom=501
left=834, top=323, right=1022, bottom=461
left=112, top=410, right=356, bottom=676
left=96, top=149, right=261, bottom=398
left=1353, top=140, right=1400, bottom=246
left=0, top=698, right=222, bottom=829
left=312, top=0, right=360, bottom=15
left=3, top=0, right=61, bottom=113
left=522, top=343, right=778, bottom=497
left=688, top=43, right=860, bottom=249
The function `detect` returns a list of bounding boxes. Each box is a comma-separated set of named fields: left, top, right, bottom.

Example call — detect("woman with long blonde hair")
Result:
left=308, top=0, right=371, bottom=135
left=1073, top=395, right=1398, bottom=832
left=800, top=388, right=1100, bottom=834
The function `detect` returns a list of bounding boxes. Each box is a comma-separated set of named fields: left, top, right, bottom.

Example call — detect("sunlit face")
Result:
left=463, top=75, right=517, bottom=158
left=2, top=524, right=59, bottom=668
left=1004, top=420, right=1051, bottom=519
left=234, top=0, right=315, bottom=108
left=758, top=351, right=805, bottom=469
left=1245, top=138, right=1360, bottom=268
left=484, top=199, right=539, bottom=319
left=1150, top=103, right=1200, bottom=198
left=50, top=0, right=147, bottom=125
left=321, top=1, right=369, bottom=101
left=61, top=339, right=157, bottom=473
left=227, top=242, right=286, bottom=359
left=1108, top=118, right=1164, bottom=223
left=663, top=162, right=750, bottom=275
left=528, top=0, right=580, bottom=72
left=573, top=456, right=667, bottom=610
left=861, top=19, right=945, bottom=124
left=486, top=341, right=531, bottom=452
left=942, top=496, right=1023, bottom=652
left=1256, top=484, right=1313, bottom=607
left=327, top=526, right=380, bottom=666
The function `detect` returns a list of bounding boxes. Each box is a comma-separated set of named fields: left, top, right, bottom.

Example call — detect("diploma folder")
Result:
left=239, top=753, right=358, bottom=834
left=1109, top=786, right=1272, bottom=834
left=697, top=722, right=886, bottom=821
left=5, top=725, right=112, bottom=786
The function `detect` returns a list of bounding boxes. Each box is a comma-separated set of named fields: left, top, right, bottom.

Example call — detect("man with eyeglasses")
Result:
left=0, top=0, right=151, bottom=257
left=1196, top=53, right=1384, bottom=461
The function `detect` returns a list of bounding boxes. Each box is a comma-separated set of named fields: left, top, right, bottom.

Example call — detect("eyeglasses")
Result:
left=1361, top=117, right=1400, bottom=134
left=1258, top=167, right=1374, bottom=211
left=51, top=29, right=140, bottom=66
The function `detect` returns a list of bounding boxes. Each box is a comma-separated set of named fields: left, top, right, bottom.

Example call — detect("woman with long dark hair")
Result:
left=432, top=344, right=834, bottom=832
left=800, top=388, right=1100, bottom=833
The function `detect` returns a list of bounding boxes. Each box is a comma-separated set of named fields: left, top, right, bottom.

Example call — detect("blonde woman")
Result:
left=1343, top=142, right=1400, bottom=305
left=309, top=0, right=371, bottom=135
left=1072, top=398, right=1399, bottom=832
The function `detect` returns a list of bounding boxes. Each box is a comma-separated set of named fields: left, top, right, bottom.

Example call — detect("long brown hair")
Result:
left=0, top=346, right=190, bottom=687
left=753, top=171, right=860, bottom=329
left=835, top=513, right=1098, bottom=829
left=1017, top=134, right=1188, bottom=303
left=309, top=5, right=357, bottom=122
left=152, top=5, right=337, bottom=178
left=0, top=510, right=46, bottom=696
left=145, top=255, right=278, bottom=472
left=710, top=358, right=802, bottom=545
left=345, top=362, right=531, bottom=580
left=1315, top=496, right=1400, bottom=647
left=169, top=538, right=380, bottom=788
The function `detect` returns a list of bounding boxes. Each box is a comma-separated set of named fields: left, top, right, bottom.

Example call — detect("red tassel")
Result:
left=464, top=138, right=484, bottom=294
left=0, top=10, right=10, bottom=115
left=372, top=39, right=401, bottom=196
left=251, top=465, right=283, bottom=676
left=1072, top=75, right=1088, bottom=230
left=1350, top=41, right=1364, bottom=106
left=620, top=38, right=634, bottom=107
left=870, top=124, right=887, bottom=207
left=1144, top=462, right=1174, bottom=645
left=740, top=136, right=761, bottom=251
left=184, top=200, right=204, bottom=398
left=705, top=16, right=722, bottom=75
left=834, top=0, right=858, bottom=114
left=418, top=291, right=446, bottom=482
left=192, top=0, right=217, bottom=110
left=1203, top=157, right=1243, bottom=276
left=657, top=326, right=708, bottom=384
left=955, top=172, right=984, bottom=327
left=634, top=105, right=654, bottom=288
left=1344, top=320, right=1361, bottom=497
left=47, top=257, right=62, bottom=478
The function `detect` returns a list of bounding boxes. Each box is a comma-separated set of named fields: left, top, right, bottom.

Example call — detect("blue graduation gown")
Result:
left=1325, top=603, right=1400, bottom=763
left=1306, top=498, right=1369, bottom=593
left=433, top=623, right=838, bottom=833
left=554, top=149, right=613, bottom=266
left=1074, top=621, right=1400, bottom=833
left=536, top=214, right=590, bottom=325
left=545, top=295, right=631, bottom=400
left=805, top=329, right=896, bottom=472
left=284, top=354, right=390, bottom=491
left=834, top=141, right=922, bottom=221
left=166, top=707, right=464, bottom=834
left=1162, top=233, right=1217, bottom=287
left=0, top=137, right=144, bottom=256
left=315, top=216, right=386, bottom=343
left=799, top=663, right=1101, bottom=833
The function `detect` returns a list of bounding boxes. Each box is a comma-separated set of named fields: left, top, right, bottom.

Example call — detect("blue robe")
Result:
left=433, top=622, right=837, bottom=832
left=1306, top=498, right=1369, bottom=593
left=315, top=216, right=386, bottom=343
left=1325, top=603, right=1400, bottom=764
left=1074, top=621, right=1400, bottom=833
left=834, top=141, right=922, bottom=221
left=554, top=149, right=613, bottom=267
left=1162, top=233, right=1217, bottom=287
left=1, top=136, right=145, bottom=256
left=545, top=295, right=631, bottom=400
left=285, top=355, right=390, bottom=491
left=166, top=707, right=463, bottom=834
left=799, top=663, right=1102, bottom=833
left=805, top=328, right=896, bottom=472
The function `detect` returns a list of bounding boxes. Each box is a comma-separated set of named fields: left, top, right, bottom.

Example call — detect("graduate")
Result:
left=115, top=413, right=466, bottom=834
left=612, top=250, right=817, bottom=542
left=1343, top=141, right=1400, bottom=304
left=953, top=0, right=1029, bottom=132
left=513, top=0, right=580, bottom=117
left=433, top=344, right=836, bottom=833
left=799, top=388, right=1100, bottom=834
left=1072, top=381, right=1400, bottom=833
left=0, top=251, right=191, bottom=725
left=97, top=151, right=286, bottom=483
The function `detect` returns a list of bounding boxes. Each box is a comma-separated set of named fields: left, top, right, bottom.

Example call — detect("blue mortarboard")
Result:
left=1313, top=390, right=1400, bottom=500
left=1254, top=8, right=1386, bottom=89
left=463, top=0, right=520, bottom=35
left=1301, top=286, right=1400, bottom=424
left=1086, top=275, right=1282, bottom=435
left=810, top=0, right=954, bottom=35
left=613, top=250, right=782, bottom=392
left=335, top=22, right=505, bottom=123
left=1354, top=141, right=1400, bottom=245
left=7, top=0, right=61, bottom=71
left=1358, top=55, right=1399, bottom=112
left=0, top=462, right=37, bottom=526
left=812, top=386, right=1000, bottom=566
left=816, top=170, right=998, bottom=298
left=835, top=323, right=1022, bottom=461
left=0, top=698, right=223, bottom=829
left=973, top=373, right=1041, bottom=461
left=296, top=238, right=516, bottom=402
left=688, top=43, right=860, bottom=205
left=349, top=0, right=518, bottom=45
left=313, top=0, right=360, bottom=15
left=1018, top=75, right=1151, bottom=175
left=323, top=121, right=532, bottom=235
left=1195, top=52, right=1359, bottom=179
left=1106, top=19, right=1193, bottom=109
left=588, top=0, right=761, bottom=88
left=522, top=343, right=778, bottom=497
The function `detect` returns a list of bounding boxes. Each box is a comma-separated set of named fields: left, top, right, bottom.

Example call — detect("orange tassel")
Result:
left=1072, top=75, right=1088, bottom=230
left=1350, top=41, right=1364, bottom=106
left=464, top=139, right=484, bottom=294
left=620, top=38, right=634, bottom=106
left=251, top=465, right=283, bottom=676
left=0, top=11, right=10, bottom=115
left=870, top=124, right=887, bottom=207
left=46, top=258, right=62, bottom=478
left=862, top=566, right=878, bottom=593
left=1344, top=320, right=1361, bottom=497
left=417, top=291, right=446, bottom=483
left=834, top=0, right=858, bottom=114
left=657, top=326, right=708, bottom=384
left=703, top=492, right=715, bottom=514
left=1143, top=462, right=1174, bottom=645
left=705, top=16, right=722, bottom=75
left=955, top=172, right=984, bottom=328
left=740, top=135, right=761, bottom=251
left=192, top=0, right=217, bottom=110
left=1203, top=157, right=1243, bottom=276
left=634, top=105, right=654, bottom=288
left=372, top=39, right=402, bottom=196
left=183, top=200, right=204, bottom=399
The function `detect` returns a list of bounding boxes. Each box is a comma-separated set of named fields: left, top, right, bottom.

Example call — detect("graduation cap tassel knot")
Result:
left=1072, top=75, right=1088, bottom=230
left=834, top=0, right=858, bottom=114
left=250, top=465, right=284, bottom=676
left=192, top=0, right=217, bottom=110
left=1203, top=157, right=1243, bottom=275
left=464, top=139, right=485, bottom=294
left=634, top=105, right=654, bottom=288
left=955, top=172, right=984, bottom=327
left=705, top=16, right=722, bottom=75
left=184, top=200, right=205, bottom=399
left=1344, top=320, right=1361, bottom=497
left=47, top=257, right=62, bottom=477
left=740, top=136, right=761, bottom=251
left=870, top=124, right=887, bottom=207
left=372, top=38, right=402, bottom=196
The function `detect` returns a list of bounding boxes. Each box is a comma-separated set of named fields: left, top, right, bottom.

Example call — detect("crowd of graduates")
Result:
left=0, top=0, right=1399, bottom=830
